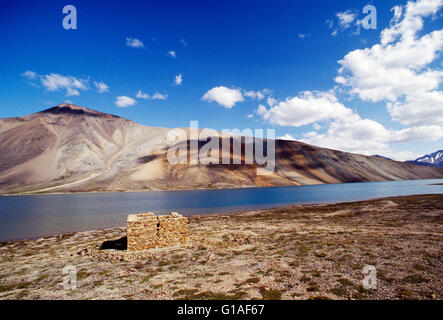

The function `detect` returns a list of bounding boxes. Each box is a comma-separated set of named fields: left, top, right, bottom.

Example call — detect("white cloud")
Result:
left=136, top=90, right=149, bottom=99
left=202, top=86, right=244, bottom=109
left=381, top=0, right=443, bottom=46
left=93, top=81, right=109, bottom=94
left=279, top=134, right=296, bottom=141
left=326, top=10, right=359, bottom=36
left=21, top=70, right=37, bottom=79
left=135, top=90, right=167, bottom=100
left=126, top=37, right=144, bottom=48
left=168, top=51, right=176, bottom=58
left=257, top=89, right=443, bottom=160
left=300, top=112, right=443, bottom=160
left=40, top=73, right=88, bottom=96
left=21, top=71, right=113, bottom=97
left=387, top=90, right=443, bottom=126
left=336, top=10, right=357, bottom=29
left=326, top=19, right=339, bottom=36
left=247, top=114, right=254, bottom=119
left=175, top=74, right=183, bottom=85
left=267, top=97, right=277, bottom=107
left=256, top=104, right=267, bottom=116
left=115, top=96, right=137, bottom=107
left=336, top=0, right=443, bottom=102
left=336, top=41, right=443, bottom=102
left=390, top=125, right=443, bottom=142
left=262, top=88, right=273, bottom=95
left=330, top=0, right=443, bottom=157
left=298, top=34, right=309, bottom=39
left=203, top=88, right=269, bottom=105
left=258, top=91, right=352, bottom=127
left=255, top=0, right=443, bottom=160
left=243, top=90, right=265, bottom=100
left=151, top=92, right=167, bottom=100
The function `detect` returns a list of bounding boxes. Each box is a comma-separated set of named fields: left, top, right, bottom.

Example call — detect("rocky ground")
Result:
left=0, top=194, right=442, bottom=300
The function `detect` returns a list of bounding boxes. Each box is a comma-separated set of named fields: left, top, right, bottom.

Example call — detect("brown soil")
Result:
left=0, top=194, right=442, bottom=300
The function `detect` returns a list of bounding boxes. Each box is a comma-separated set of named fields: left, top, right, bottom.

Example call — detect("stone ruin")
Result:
left=126, top=212, right=189, bottom=251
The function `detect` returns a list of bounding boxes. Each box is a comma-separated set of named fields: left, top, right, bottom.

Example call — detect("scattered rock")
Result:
left=222, top=231, right=257, bottom=245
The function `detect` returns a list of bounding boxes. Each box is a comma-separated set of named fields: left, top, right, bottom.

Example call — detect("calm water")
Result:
left=0, top=179, right=442, bottom=241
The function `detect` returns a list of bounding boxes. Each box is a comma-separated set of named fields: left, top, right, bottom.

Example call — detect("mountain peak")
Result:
left=1, top=104, right=443, bottom=193
left=39, top=103, right=120, bottom=119
left=406, top=150, right=443, bottom=168
left=56, top=103, right=86, bottom=109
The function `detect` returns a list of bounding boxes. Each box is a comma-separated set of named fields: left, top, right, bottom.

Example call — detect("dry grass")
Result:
left=0, top=194, right=441, bottom=300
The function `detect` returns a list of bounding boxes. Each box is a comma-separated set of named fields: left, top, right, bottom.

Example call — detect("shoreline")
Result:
left=2, top=193, right=443, bottom=243
left=0, top=194, right=442, bottom=300
left=2, top=177, right=443, bottom=197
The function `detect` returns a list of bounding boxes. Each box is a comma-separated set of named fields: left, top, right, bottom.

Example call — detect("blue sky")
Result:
left=0, top=0, right=442, bottom=160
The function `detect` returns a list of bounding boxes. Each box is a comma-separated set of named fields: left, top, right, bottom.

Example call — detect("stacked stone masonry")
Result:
left=127, top=212, right=189, bottom=251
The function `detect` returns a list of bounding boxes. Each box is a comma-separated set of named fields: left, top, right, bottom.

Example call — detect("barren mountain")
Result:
left=0, top=103, right=442, bottom=194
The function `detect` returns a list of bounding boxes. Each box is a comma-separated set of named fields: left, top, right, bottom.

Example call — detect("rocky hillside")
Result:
left=0, top=103, right=442, bottom=194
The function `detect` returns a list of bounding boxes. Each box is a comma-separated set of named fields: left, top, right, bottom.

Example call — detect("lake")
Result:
left=0, top=179, right=442, bottom=241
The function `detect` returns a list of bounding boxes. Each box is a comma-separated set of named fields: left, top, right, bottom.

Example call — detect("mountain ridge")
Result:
left=0, top=103, right=442, bottom=194
left=406, top=150, right=443, bottom=168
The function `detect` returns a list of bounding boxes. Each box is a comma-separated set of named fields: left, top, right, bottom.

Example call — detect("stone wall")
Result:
left=126, top=212, right=189, bottom=251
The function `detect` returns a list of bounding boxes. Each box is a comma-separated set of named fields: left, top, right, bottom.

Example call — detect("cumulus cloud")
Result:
left=335, top=42, right=443, bottom=102
left=381, top=0, right=443, bottom=45
left=390, top=125, right=443, bottom=142
left=93, top=81, right=109, bottom=94
left=298, top=34, right=309, bottom=39
left=202, top=86, right=244, bottom=109
left=267, top=97, right=278, bottom=107
left=279, top=134, right=296, bottom=141
left=126, top=37, right=144, bottom=48
left=21, top=70, right=37, bottom=79
left=387, top=90, right=443, bottom=126
left=331, top=0, right=443, bottom=158
left=336, top=10, right=357, bottom=29
left=300, top=111, right=443, bottom=160
left=256, top=104, right=267, bottom=116
left=336, top=0, right=443, bottom=102
left=40, top=73, right=88, bottom=96
left=151, top=92, right=167, bottom=100
left=257, top=90, right=352, bottom=127
left=257, top=89, right=440, bottom=156
left=254, top=0, right=443, bottom=160
left=327, top=9, right=360, bottom=35
left=168, top=51, right=176, bottom=58
left=136, top=90, right=149, bottom=99
left=243, top=90, right=265, bottom=100
left=115, top=96, right=137, bottom=107
left=257, top=88, right=443, bottom=160
left=21, top=71, right=114, bottom=97
left=135, top=90, right=167, bottom=100
left=175, top=74, right=183, bottom=85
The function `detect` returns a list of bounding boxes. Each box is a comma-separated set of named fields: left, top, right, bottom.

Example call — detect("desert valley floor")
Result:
left=0, top=194, right=442, bottom=300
